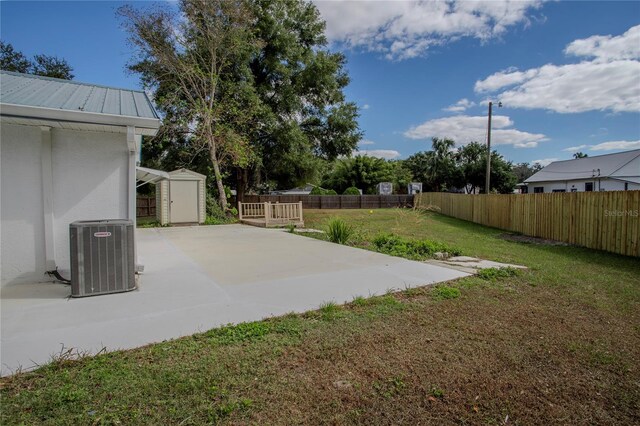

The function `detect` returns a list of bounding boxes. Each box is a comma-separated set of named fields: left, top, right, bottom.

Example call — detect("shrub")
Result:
left=309, top=186, right=327, bottom=195
left=309, top=186, right=337, bottom=195
left=205, top=194, right=237, bottom=225
left=326, top=218, right=354, bottom=244
left=372, top=233, right=462, bottom=260
left=343, top=187, right=361, bottom=195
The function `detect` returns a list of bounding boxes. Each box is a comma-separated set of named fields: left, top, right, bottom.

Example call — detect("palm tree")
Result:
left=427, top=138, right=456, bottom=191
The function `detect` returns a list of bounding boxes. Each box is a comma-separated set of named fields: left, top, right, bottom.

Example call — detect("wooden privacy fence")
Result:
left=136, top=196, right=156, bottom=218
left=238, top=201, right=304, bottom=228
left=242, top=194, right=414, bottom=209
left=415, top=191, right=640, bottom=257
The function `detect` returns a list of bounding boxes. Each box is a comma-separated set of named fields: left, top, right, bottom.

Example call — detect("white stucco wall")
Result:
left=51, top=129, right=129, bottom=274
left=1, top=124, right=47, bottom=285
left=1, top=124, right=129, bottom=287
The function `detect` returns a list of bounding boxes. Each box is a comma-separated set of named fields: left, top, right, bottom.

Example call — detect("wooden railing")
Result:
left=239, top=202, right=266, bottom=218
left=238, top=201, right=304, bottom=226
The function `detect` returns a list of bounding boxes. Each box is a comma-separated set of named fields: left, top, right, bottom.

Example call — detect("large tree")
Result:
left=1, top=41, right=74, bottom=79
left=322, top=155, right=394, bottom=194
left=241, top=0, right=361, bottom=197
left=126, top=0, right=361, bottom=203
left=120, top=0, right=263, bottom=211
left=512, top=162, right=542, bottom=183
left=454, top=142, right=517, bottom=194
left=404, top=138, right=457, bottom=192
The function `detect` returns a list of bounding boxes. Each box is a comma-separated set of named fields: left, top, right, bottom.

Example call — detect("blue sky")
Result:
left=2, top=1, right=639, bottom=166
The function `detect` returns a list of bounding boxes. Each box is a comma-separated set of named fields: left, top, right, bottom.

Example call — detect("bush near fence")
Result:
left=415, top=191, right=640, bottom=257
left=242, top=194, right=414, bottom=209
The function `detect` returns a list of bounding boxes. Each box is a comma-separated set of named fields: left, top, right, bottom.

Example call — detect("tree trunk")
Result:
left=208, top=140, right=228, bottom=211
left=236, top=167, right=247, bottom=203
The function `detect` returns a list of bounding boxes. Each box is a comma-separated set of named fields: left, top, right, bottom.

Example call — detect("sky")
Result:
left=1, top=1, right=639, bottom=166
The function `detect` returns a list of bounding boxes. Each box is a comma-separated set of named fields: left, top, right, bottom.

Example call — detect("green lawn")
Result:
left=2, top=209, right=639, bottom=425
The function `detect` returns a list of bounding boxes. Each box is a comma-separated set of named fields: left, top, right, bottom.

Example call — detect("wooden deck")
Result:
left=238, top=201, right=304, bottom=228
left=240, top=217, right=305, bottom=228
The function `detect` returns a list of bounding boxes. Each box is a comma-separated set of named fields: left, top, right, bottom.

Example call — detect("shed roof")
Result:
left=0, top=71, right=158, bottom=119
left=525, top=150, right=640, bottom=183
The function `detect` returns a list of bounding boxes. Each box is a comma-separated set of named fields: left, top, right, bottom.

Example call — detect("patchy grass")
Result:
left=2, top=208, right=639, bottom=425
left=476, top=266, right=521, bottom=281
left=431, top=285, right=461, bottom=300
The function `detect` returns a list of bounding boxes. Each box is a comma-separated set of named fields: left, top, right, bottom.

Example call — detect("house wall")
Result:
left=1, top=124, right=47, bottom=285
left=1, top=124, right=129, bottom=287
left=51, top=129, right=129, bottom=274
left=528, top=178, right=640, bottom=193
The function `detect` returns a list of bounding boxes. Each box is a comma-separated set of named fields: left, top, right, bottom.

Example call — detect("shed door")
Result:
left=170, top=180, right=199, bottom=223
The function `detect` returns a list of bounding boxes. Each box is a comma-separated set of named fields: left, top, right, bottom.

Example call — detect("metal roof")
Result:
left=0, top=70, right=158, bottom=120
left=525, top=149, right=640, bottom=183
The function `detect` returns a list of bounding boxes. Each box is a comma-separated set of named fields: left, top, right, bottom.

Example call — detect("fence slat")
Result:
left=415, top=191, right=640, bottom=257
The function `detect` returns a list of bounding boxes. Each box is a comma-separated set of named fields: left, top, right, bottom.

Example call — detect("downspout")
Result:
left=126, top=126, right=139, bottom=269
left=40, top=126, right=56, bottom=272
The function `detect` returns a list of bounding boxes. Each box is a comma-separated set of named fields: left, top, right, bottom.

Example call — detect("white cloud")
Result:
left=475, top=25, right=640, bottom=113
left=403, top=114, right=547, bottom=148
left=314, top=0, right=544, bottom=60
left=560, top=141, right=640, bottom=152
left=362, top=104, right=370, bottom=110
left=358, top=139, right=375, bottom=146
left=562, top=145, right=589, bottom=152
left=565, top=25, right=640, bottom=62
left=443, top=98, right=475, bottom=112
left=532, top=158, right=558, bottom=167
left=589, top=140, right=640, bottom=151
left=355, top=149, right=401, bottom=159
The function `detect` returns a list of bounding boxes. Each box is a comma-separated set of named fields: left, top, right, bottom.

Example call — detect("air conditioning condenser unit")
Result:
left=70, top=219, right=136, bottom=297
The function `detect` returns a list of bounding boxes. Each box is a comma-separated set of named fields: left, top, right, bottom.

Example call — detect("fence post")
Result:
left=299, top=201, right=303, bottom=222
left=264, top=202, right=271, bottom=226
left=238, top=202, right=243, bottom=221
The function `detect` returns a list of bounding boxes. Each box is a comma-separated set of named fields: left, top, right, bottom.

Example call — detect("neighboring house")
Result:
left=270, top=183, right=318, bottom=195
left=524, top=150, right=640, bottom=193
left=0, top=71, right=160, bottom=287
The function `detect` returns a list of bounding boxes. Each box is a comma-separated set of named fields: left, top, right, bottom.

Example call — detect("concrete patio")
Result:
left=1, top=224, right=468, bottom=376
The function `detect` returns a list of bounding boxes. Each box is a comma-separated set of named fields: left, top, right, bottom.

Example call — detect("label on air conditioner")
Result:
left=94, top=232, right=112, bottom=238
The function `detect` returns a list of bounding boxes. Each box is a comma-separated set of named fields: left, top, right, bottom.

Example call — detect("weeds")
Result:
left=372, top=233, right=462, bottom=260
left=326, top=218, right=354, bottom=244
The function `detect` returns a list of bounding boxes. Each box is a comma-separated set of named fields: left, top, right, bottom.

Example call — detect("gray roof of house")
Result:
left=0, top=70, right=158, bottom=119
left=525, top=149, right=640, bottom=183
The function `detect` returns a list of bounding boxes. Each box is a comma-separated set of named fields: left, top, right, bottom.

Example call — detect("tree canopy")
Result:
left=0, top=41, right=74, bottom=79
left=124, top=0, right=361, bottom=204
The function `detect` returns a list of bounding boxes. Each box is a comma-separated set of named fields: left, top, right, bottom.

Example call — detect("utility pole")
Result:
left=485, top=101, right=501, bottom=194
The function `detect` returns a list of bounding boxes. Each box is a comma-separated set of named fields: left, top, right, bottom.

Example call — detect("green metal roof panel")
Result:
left=0, top=70, right=159, bottom=119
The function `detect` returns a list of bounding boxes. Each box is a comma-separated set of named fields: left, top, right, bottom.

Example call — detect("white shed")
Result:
left=0, top=71, right=160, bottom=287
left=156, top=169, right=206, bottom=225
